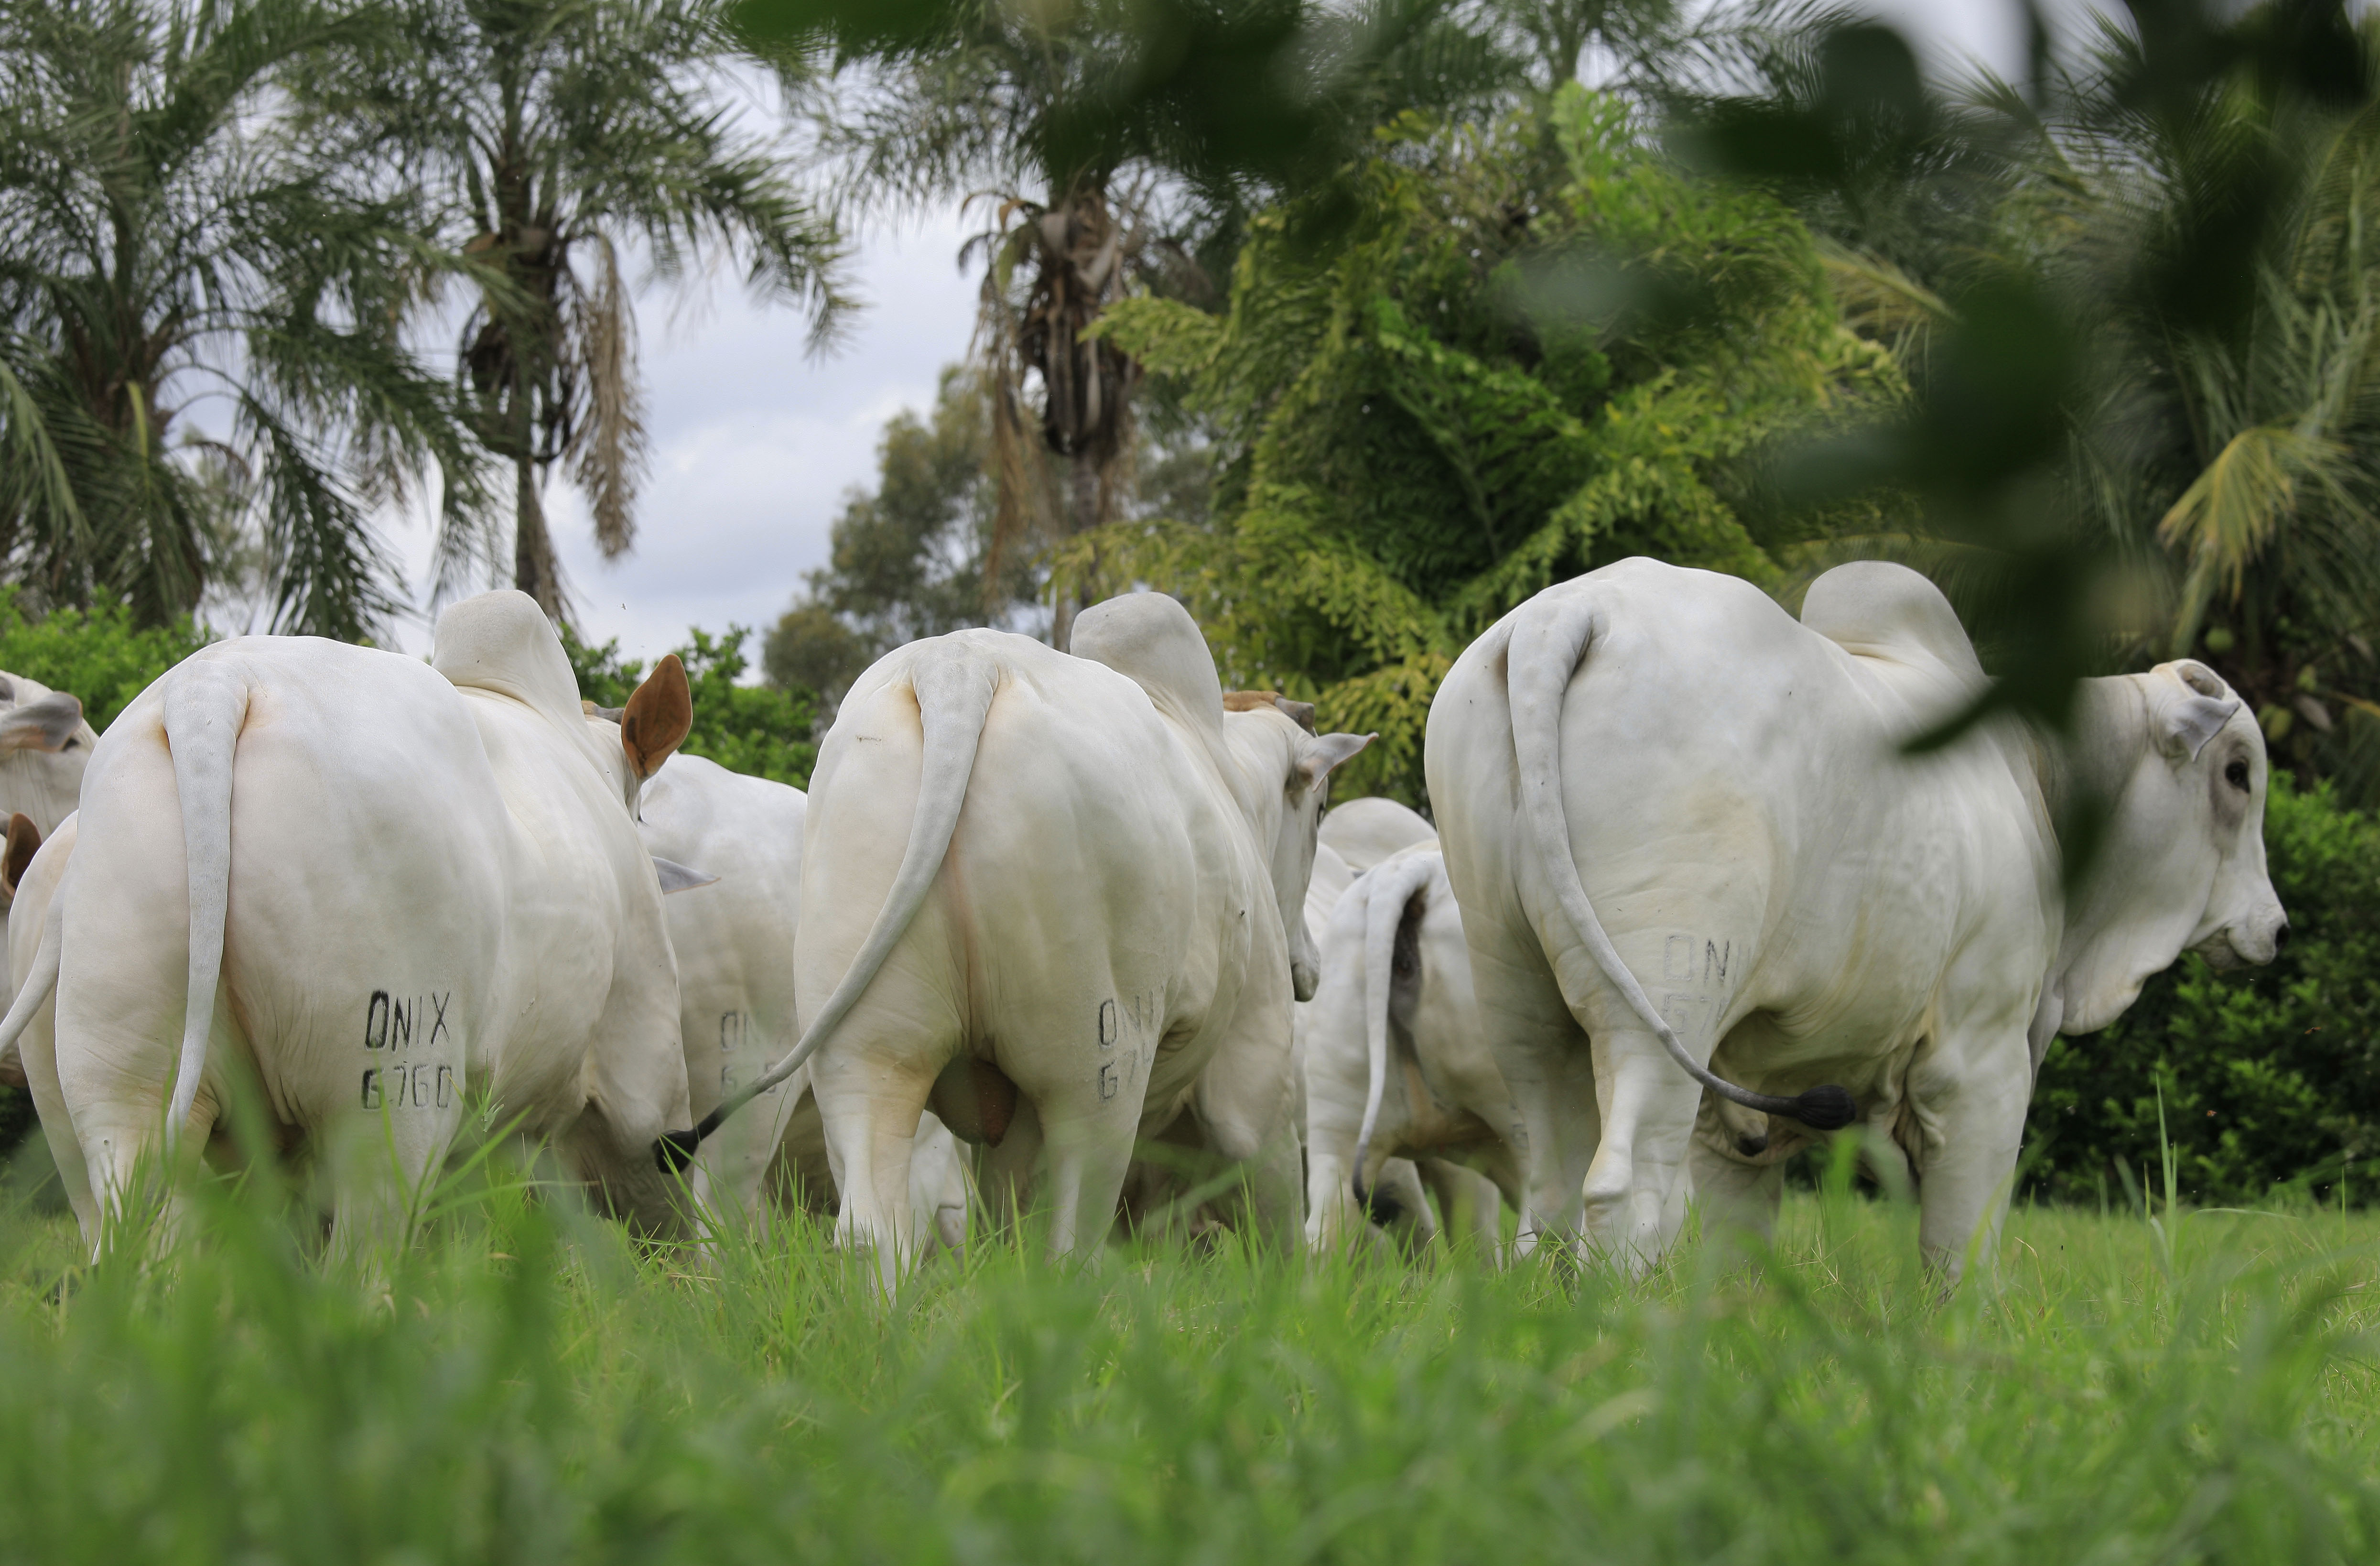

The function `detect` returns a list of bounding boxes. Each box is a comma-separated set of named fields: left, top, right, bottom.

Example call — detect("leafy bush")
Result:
left=1075, top=86, right=1904, bottom=804
left=0, top=588, right=209, bottom=730
left=2030, top=775, right=2380, bottom=1207
left=566, top=625, right=818, bottom=788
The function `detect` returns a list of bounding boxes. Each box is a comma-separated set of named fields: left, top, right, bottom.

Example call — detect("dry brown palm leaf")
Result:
left=569, top=235, right=649, bottom=561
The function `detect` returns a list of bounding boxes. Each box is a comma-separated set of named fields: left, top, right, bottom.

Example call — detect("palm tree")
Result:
left=305, top=0, right=848, bottom=622
left=0, top=0, right=482, bottom=639
left=1989, top=14, right=2380, bottom=786
left=792, top=0, right=1515, bottom=648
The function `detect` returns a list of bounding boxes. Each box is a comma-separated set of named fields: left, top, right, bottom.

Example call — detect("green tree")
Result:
left=305, top=0, right=848, bottom=623
left=1077, top=85, right=1900, bottom=802
left=0, top=587, right=207, bottom=730
left=763, top=364, right=1032, bottom=708
left=2007, top=14, right=2380, bottom=797
left=757, top=0, right=1514, bottom=648
left=1734, top=3, right=2380, bottom=803
left=0, top=0, right=483, bottom=640
left=569, top=621, right=817, bottom=786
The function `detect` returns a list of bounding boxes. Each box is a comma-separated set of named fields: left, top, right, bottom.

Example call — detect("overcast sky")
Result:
left=368, top=0, right=2111, bottom=665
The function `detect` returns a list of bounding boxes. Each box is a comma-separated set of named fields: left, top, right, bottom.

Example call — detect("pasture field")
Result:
left=0, top=1142, right=2371, bottom=1564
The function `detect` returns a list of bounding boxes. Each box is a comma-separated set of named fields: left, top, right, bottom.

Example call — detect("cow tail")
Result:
left=1506, top=599, right=1854, bottom=1132
left=162, top=662, right=249, bottom=1149
left=1349, top=853, right=1436, bottom=1207
left=0, top=873, right=65, bottom=1061
left=670, top=647, right=998, bottom=1163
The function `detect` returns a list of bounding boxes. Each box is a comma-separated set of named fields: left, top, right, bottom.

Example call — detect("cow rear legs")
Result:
left=1466, top=945, right=1602, bottom=1254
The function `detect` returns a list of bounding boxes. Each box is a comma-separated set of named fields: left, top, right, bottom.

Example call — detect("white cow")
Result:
left=0, top=591, right=698, bottom=1251
left=1318, top=796, right=1436, bottom=875
left=1301, top=843, right=1525, bottom=1257
left=630, top=750, right=969, bottom=1251
left=1426, top=559, right=2285, bottom=1276
left=1298, top=802, right=1504, bottom=1252
left=690, top=594, right=1367, bottom=1284
left=0, top=670, right=99, bottom=1033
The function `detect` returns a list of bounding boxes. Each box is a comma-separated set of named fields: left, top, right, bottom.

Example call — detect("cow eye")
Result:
left=2224, top=759, right=2250, bottom=793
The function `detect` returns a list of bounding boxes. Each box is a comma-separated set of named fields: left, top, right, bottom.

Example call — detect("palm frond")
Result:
left=568, top=234, right=647, bottom=560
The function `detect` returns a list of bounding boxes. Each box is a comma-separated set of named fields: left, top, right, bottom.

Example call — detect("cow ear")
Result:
left=0, top=693, right=84, bottom=754
left=621, top=654, right=693, bottom=779
left=651, top=856, right=718, bottom=894
left=2, top=813, right=40, bottom=906
left=2158, top=692, right=2241, bottom=762
left=1296, top=731, right=1374, bottom=791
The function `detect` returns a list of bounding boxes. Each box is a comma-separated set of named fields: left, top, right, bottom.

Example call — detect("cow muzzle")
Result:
left=2194, top=911, right=2288, bottom=969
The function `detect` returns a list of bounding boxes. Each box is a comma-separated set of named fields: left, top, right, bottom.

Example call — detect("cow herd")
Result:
left=0, top=558, right=2288, bottom=1287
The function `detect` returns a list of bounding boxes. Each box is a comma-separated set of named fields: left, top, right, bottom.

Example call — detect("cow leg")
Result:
left=1364, top=1158, right=1436, bottom=1251
left=975, top=1093, right=1043, bottom=1240
left=16, top=985, right=99, bottom=1245
left=692, top=1061, right=805, bottom=1243
left=1464, top=934, right=1601, bottom=1255
left=811, top=1045, right=939, bottom=1294
left=1032, top=1089, right=1142, bottom=1260
left=55, top=994, right=245, bottom=1257
left=1569, top=1015, right=1702, bottom=1272
left=974, top=986, right=1154, bottom=1260
left=1688, top=1130, right=1784, bottom=1255
left=327, top=1090, right=463, bottom=1262
left=1299, top=1051, right=1377, bottom=1256
left=1908, top=1027, right=2033, bottom=1282
left=1419, top=1159, right=1504, bottom=1262
left=909, top=1112, right=972, bottom=1254
left=1187, top=1012, right=1303, bottom=1254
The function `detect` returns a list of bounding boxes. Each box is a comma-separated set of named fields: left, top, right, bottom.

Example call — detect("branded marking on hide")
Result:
left=365, top=990, right=452, bottom=1051
left=715, top=1011, right=780, bottom=1097
left=1664, top=936, right=1735, bottom=986
left=361, top=1063, right=455, bottom=1111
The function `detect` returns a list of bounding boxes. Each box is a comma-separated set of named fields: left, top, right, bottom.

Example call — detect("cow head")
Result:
left=2056, top=659, right=2288, bottom=1033
left=1222, top=691, right=1373, bottom=1001
left=0, top=675, right=97, bottom=834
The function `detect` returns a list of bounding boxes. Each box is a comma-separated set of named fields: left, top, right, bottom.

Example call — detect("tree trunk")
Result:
left=514, top=453, right=565, bottom=623
left=1050, top=451, right=1103, bottom=652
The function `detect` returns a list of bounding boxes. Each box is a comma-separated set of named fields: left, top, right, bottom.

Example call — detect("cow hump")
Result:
left=1070, top=592, right=1226, bottom=736
left=1798, top=562, right=1985, bottom=685
left=431, top=590, right=588, bottom=734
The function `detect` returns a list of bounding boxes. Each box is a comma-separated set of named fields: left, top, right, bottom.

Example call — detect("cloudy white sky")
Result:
left=367, top=0, right=2110, bottom=665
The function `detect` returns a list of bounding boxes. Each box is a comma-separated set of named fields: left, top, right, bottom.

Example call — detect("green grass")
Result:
left=0, top=1144, right=2373, bottom=1564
